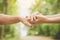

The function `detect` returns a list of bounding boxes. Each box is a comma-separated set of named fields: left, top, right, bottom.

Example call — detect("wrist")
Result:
left=43, top=16, right=54, bottom=23
left=41, top=16, right=50, bottom=23
left=44, top=18, right=50, bottom=23
left=38, top=16, right=49, bottom=23
left=17, top=17, right=22, bottom=22
left=43, top=16, right=49, bottom=23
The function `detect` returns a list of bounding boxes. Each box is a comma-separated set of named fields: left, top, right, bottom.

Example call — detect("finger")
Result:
left=31, top=16, right=34, bottom=22
left=21, top=18, right=32, bottom=27
left=26, top=16, right=28, bottom=18
left=33, top=15, right=37, bottom=21
left=26, top=16, right=30, bottom=20
left=25, top=16, right=34, bottom=24
left=34, top=15, right=40, bottom=22
left=25, top=16, right=31, bottom=21
left=25, top=17, right=34, bottom=29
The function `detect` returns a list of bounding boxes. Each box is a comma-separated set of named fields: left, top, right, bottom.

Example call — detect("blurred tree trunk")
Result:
left=1, top=0, right=8, bottom=40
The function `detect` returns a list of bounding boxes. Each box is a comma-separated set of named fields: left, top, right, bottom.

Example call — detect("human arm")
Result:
left=0, top=14, right=32, bottom=27
left=26, top=12, right=60, bottom=24
left=44, top=14, right=60, bottom=23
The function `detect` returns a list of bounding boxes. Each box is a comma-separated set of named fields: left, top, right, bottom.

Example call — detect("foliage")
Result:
left=8, top=0, right=17, bottom=15
left=0, top=0, right=17, bottom=39
left=29, top=0, right=60, bottom=38
left=0, top=0, right=60, bottom=39
left=0, top=0, right=3, bottom=13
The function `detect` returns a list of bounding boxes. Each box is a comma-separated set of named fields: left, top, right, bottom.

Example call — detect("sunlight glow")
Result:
left=42, top=1, right=46, bottom=5
left=16, top=0, right=35, bottom=37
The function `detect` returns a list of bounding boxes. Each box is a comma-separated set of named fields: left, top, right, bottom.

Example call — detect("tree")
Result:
left=1, top=0, right=8, bottom=40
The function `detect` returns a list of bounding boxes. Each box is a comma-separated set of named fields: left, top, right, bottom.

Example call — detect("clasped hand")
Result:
left=22, top=12, right=47, bottom=28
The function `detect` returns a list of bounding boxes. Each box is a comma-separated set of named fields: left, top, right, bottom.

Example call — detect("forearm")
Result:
left=46, top=14, right=60, bottom=18
left=0, top=14, right=21, bottom=24
left=44, top=14, right=60, bottom=23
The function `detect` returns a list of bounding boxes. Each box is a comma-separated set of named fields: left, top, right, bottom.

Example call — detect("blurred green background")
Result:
left=0, top=0, right=60, bottom=40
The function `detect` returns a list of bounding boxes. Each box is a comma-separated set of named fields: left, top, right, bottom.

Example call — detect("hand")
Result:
left=26, top=12, right=48, bottom=24
left=32, top=14, right=47, bottom=24
left=19, top=17, right=32, bottom=28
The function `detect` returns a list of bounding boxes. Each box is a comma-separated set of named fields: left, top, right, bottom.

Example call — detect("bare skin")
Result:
left=45, top=14, right=60, bottom=23
left=26, top=12, right=60, bottom=24
left=0, top=14, right=32, bottom=27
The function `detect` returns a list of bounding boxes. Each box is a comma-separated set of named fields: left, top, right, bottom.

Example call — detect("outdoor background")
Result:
left=0, top=0, right=60, bottom=40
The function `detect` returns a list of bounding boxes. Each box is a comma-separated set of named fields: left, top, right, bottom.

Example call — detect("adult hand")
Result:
left=19, top=17, right=32, bottom=28
left=25, top=12, right=48, bottom=24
